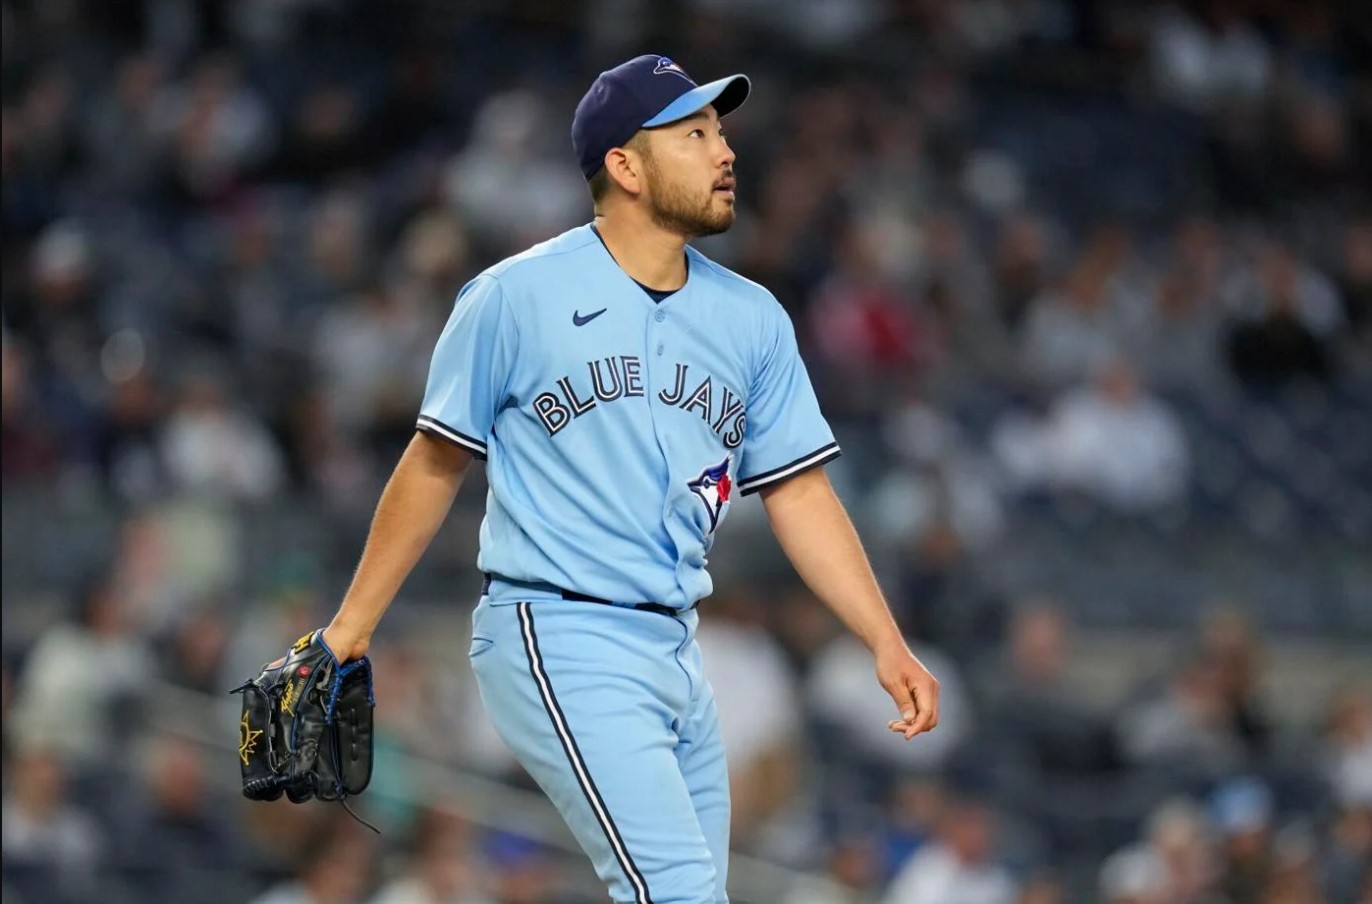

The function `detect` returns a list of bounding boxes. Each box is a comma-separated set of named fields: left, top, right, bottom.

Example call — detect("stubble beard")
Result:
left=643, top=158, right=735, bottom=239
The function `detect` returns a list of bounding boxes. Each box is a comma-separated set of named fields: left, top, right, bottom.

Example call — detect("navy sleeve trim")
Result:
left=416, top=415, right=488, bottom=460
left=737, top=442, right=841, bottom=495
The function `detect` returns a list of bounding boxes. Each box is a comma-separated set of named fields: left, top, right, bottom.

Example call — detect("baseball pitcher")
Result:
left=315, top=54, right=940, bottom=904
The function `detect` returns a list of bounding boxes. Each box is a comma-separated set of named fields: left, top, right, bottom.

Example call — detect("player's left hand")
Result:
left=874, top=640, right=940, bottom=741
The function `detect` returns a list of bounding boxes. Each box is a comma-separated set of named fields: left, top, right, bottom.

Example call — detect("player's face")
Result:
left=640, top=106, right=737, bottom=238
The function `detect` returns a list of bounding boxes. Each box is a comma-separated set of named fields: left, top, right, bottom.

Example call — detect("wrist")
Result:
left=324, top=618, right=370, bottom=646
left=870, top=629, right=908, bottom=658
left=321, top=622, right=371, bottom=663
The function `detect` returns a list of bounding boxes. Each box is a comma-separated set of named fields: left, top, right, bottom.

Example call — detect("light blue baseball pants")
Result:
left=469, top=594, right=731, bottom=903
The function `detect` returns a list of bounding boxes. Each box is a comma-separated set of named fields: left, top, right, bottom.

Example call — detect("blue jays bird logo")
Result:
left=688, top=455, right=732, bottom=532
left=654, top=57, right=693, bottom=83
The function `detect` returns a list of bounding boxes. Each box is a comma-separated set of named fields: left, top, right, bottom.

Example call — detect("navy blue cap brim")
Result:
left=642, top=74, right=750, bottom=128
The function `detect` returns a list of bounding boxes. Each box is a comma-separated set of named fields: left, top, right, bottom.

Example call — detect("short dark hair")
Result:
left=588, top=131, right=651, bottom=206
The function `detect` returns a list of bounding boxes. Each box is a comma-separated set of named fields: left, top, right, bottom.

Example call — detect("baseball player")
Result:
left=318, top=54, right=940, bottom=903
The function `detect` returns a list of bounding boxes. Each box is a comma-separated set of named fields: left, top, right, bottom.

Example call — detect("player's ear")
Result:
left=605, top=146, right=644, bottom=197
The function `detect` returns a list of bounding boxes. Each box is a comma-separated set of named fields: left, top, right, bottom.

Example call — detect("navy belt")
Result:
left=481, top=574, right=696, bottom=618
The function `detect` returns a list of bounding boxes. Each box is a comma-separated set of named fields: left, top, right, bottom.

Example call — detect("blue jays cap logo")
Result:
left=653, top=57, right=694, bottom=83
left=688, top=455, right=732, bottom=532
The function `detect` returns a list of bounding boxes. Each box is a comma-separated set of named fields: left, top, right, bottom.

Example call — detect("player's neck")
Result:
left=592, top=213, right=688, bottom=292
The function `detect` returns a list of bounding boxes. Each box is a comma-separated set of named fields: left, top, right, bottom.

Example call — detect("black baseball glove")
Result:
left=232, top=630, right=376, bottom=826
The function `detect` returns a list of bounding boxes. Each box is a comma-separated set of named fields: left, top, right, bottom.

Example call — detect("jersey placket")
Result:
left=638, top=289, right=692, bottom=599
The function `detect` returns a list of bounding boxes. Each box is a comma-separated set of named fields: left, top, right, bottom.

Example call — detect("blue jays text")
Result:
left=533, top=358, right=747, bottom=448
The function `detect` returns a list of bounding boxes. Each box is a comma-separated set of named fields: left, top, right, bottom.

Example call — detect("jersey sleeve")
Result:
left=736, top=307, right=840, bottom=495
left=416, top=275, right=517, bottom=460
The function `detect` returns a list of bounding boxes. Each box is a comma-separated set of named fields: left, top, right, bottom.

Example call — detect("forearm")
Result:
left=329, top=433, right=472, bottom=641
left=761, top=469, right=904, bottom=654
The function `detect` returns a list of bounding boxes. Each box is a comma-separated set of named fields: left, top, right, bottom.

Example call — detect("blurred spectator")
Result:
left=1337, top=218, right=1372, bottom=341
left=1322, top=685, right=1372, bottom=810
left=1, top=746, right=105, bottom=903
left=443, top=89, right=586, bottom=252
left=2, top=72, right=71, bottom=240
left=111, top=734, right=251, bottom=904
left=1, top=336, right=65, bottom=481
left=1135, top=217, right=1227, bottom=391
left=94, top=366, right=171, bottom=504
left=1211, top=777, right=1278, bottom=904
left=159, top=368, right=287, bottom=501
left=948, top=0, right=1078, bottom=58
left=13, top=63, right=82, bottom=178
left=1320, top=804, right=1372, bottom=904
left=249, top=821, right=376, bottom=904
left=1014, top=874, right=1065, bottom=904
left=1259, top=826, right=1326, bottom=904
left=370, top=807, right=491, bottom=904
left=109, top=504, right=240, bottom=636
left=238, top=799, right=339, bottom=885
left=873, top=394, right=1006, bottom=554
left=990, top=212, right=1055, bottom=335
left=1021, top=225, right=1146, bottom=389
left=481, top=832, right=583, bottom=904
left=1049, top=357, right=1189, bottom=511
left=11, top=219, right=103, bottom=397
left=1224, top=243, right=1343, bottom=388
left=1275, top=91, right=1354, bottom=206
left=738, top=150, right=835, bottom=300
left=1199, top=608, right=1272, bottom=761
left=396, top=208, right=470, bottom=303
left=974, top=600, right=1116, bottom=775
left=876, top=777, right=948, bottom=886
left=882, top=514, right=1006, bottom=660
left=81, top=53, right=166, bottom=198
left=881, top=796, right=1018, bottom=904
left=310, top=282, right=436, bottom=447
left=279, top=385, right=376, bottom=502
left=1117, top=651, right=1247, bottom=775
left=160, top=602, right=234, bottom=695
left=300, top=188, right=376, bottom=303
left=218, top=197, right=290, bottom=328
left=10, top=572, right=156, bottom=765
left=267, top=80, right=375, bottom=186
left=917, top=237, right=1016, bottom=384
left=784, top=830, right=882, bottom=904
left=1149, top=1, right=1271, bottom=111
left=1099, top=843, right=1165, bottom=904
left=1098, top=797, right=1222, bottom=904
left=149, top=53, right=276, bottom=205
left=691, top=0, right=885, bottom=51
left=1225, top=295, right=1332, bottom=388
left=808, top=220, right=930, bottom=414
left=998, top=357, right=1190, bottom=513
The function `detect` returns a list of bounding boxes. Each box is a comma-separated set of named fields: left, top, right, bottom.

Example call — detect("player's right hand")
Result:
left=874, top=640, right=940, bottom=741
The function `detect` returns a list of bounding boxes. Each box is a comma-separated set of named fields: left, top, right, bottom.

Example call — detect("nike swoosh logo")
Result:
left=572, top=308, right=607, bottom=326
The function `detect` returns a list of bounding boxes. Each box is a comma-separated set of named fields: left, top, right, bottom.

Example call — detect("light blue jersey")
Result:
left=408, top=56, right=831, bottom=903
left=418, top=223, right=839, bottom=610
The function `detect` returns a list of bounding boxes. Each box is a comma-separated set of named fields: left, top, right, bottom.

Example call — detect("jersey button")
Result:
left=654, top=310, right=666, bottom=322
left=656, top=342, right=664, bottom=356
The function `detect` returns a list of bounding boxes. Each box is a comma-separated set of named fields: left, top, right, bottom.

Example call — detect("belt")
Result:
left=481, top=574, right=696, bottom=618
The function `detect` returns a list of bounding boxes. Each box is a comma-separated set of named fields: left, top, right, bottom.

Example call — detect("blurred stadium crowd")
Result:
left=2, top=1, right=1371, bottom=903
